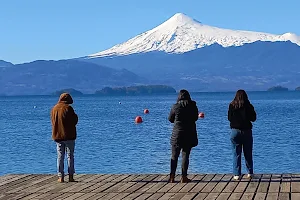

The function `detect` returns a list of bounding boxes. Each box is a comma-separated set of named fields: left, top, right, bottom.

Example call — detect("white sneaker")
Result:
left=233, top=175, right=240, bottom=180
left=246, top=174, right=253, bottom=179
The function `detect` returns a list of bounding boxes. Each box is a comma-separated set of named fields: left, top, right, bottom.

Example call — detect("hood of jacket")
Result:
left=58, top=93, right=73, bottom=104
left=178, top=100, right=194, bottom=108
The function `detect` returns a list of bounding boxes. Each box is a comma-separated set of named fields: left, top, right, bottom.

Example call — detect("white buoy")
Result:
left=33, top=106, right=37, bottom=109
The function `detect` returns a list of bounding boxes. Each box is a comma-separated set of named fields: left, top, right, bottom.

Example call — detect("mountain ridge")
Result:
left=88, top=13, right=300, bottom=58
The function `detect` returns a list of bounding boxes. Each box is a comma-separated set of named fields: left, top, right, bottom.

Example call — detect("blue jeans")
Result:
left=56, top=140, right=75, bottom=177
left=231, top=129, right=253, bottom=176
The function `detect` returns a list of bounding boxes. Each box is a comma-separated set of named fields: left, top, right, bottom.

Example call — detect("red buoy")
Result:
left=198, top=112, right=205, bottom=118
left=144, top=109, right=149, bottom=114
left=135, top=116, right=143, bottom=123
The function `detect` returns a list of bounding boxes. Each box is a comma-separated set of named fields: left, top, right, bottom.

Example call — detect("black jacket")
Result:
left=228, top=103, right=256, bottom=130
left=168, top=100, right=199, bottom=148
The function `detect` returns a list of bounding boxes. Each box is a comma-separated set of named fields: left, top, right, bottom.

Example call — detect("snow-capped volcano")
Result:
left=89, top=13, right=300, bottom=58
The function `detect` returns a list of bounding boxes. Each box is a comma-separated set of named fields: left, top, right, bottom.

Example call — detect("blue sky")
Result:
left=1, top=0, right=299, bottom=64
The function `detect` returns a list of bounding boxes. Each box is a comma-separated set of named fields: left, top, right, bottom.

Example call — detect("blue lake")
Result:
left=1, top=91, right=300, bottom=176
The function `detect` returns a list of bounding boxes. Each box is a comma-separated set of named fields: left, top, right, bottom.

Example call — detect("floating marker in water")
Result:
left=144, top=109, right=149, bottom=114
left=135, top=116, right=143, bottom=123
left=33, top=106, right=37, bottom=109
left=198, top=112, right=204, bottom=118
left=119, top=102, right=121, bottom=104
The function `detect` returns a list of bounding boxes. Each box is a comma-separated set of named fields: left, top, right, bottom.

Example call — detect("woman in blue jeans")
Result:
left=228, top=90, right=256, bottom=180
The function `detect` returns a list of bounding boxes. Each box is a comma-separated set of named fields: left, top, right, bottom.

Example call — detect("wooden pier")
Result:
left=1, top=174, right=300, bottom=200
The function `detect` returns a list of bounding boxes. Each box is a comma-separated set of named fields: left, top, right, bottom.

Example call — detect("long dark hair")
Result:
left=177, top=89, right=191, bottom=102
left=231, top=89, right=250, bottom=108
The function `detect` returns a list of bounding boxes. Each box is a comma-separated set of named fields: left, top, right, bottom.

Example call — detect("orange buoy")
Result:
left=198, top=112, right=205, bottom=118
left=144, top=109, right=149, bottom=114
left=135, top=116, right=143, bottom=123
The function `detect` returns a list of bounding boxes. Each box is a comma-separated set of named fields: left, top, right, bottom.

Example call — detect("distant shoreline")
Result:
left=1, top=90, right=298, bottom=97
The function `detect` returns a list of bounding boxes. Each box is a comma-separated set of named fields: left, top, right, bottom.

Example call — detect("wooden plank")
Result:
left=14, top=193, right=41, bottom=200
left=157, top=183, right=177, bottom=193
left=179, top=182, right=197, bottom=192
left=78, top=182, right=107, bottom=193
left=146, top=182, right=168, bottom=193
left=123, top=182, right=148, bottom=193
left=0, top=174, right=29, bottom=187
left=253, top=193, right=267, bottom=200
left=168, top=183, right=186, bottom=193
left=123, top=192, right=143, bottom=200
left=131, top=174, right=149, bottom=182
left=109, top=192, right=131, bottom=200
left=63, top=193, right=86, bottom=200
left=192, top=174, right=205, bottom=181
left=3, top=192, right=31, bottom=200
left=158, top=193, right=176, bottom=200
left=203, top=192, right=219, bottom=199
left=257, top=174, right=271, bottom=193
left=244, top=174, right=261, bottom=193
left=104, top=182, right=127, bottom=192
left=90, top=182, right=118, bottom=193
left=90, top=174, right=113, bottom=182
left=234, top=181, right=249, bottom=193
left=100, top=193, right=122, bottom=200
left=7, top=175, right=55, bottom=193
left=2, top=175, right=41, bottom=193
left=228, top=193, right=243, bottom=200
left=201, top=174, right=224, bottom=193
left=73, top=192, right=98, bottom=200
left=193, top=193, right=209, bottom=200
left=68, top=182, right=99, bottom=193
left=122, top=174, right=140, bottom=182
left=240, top=193, right=255, bottom=200
left=211, top=174, right=231, bottom=193
left=222, top=181, right=239, bottom=193
left=190, top=174, right=215, bottom=193
left=216, top=193, right=231, bottom=200
left=268, top=174, right=281, bottom=193
left=180, top=193, right=198, bottom=200
left=169, top=193, right=187, bottom=200
left=102, top=174, right=122, bottom=182
left=136, top=182, right=157, bottom=193
left=281, top=183, right=291, bottom=193
left=0, top=175, right=37, bottom=192
left=141, top=174, right=159, bottom=182
left=82, top=193, right=107, bottom=200
left=291, top=193, right=300, bottom=200
left=278, top=193, right=289, bottom=200
left=291, top=182, right=300, bottom=192
left=80, top=174, right=103, bottom=182
left=281, top=174, right=291, bottom=193
left=265, top=193, right=278, bottom=200
left=134, top=193, right=153, bottom=200
left=147, top=193, right=165, bottom=200
left=16, top=176, right=58, bottom=193
left=152, top=175, right=169, bottom=182
left=111, top=174, right=131, bottom=182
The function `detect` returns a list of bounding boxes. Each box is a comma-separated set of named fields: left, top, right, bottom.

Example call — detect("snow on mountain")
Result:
left=89, top=13, right=300, bottom=58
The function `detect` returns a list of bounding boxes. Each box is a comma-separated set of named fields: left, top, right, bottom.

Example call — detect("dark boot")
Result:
left=168, top=174, right=175, bottom=183
left=69, top=174, right=75, bottom=182
left=181, top=176, right=191, bottom=183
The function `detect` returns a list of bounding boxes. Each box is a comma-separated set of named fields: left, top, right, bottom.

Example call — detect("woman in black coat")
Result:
left=168, top=89, right=199, bottom=183
left=228, top=89, right=256, bottom=180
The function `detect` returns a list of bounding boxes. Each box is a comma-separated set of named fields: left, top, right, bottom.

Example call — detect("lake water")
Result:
left=1, top=91, right=300, bottom=176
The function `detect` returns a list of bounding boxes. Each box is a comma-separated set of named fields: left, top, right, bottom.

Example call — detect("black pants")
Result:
left=170, top=146, right=191, bottom=176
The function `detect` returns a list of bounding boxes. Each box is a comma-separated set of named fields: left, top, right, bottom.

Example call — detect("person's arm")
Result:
left=168, top=106, right=175, bottom=123
left=248, top=104, right=256, bottom=122
left=193, top=102, right=199, bottom=121
left=228, top=104, right=233, bottom=122
left=67, top=106, right=78, bottom=125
